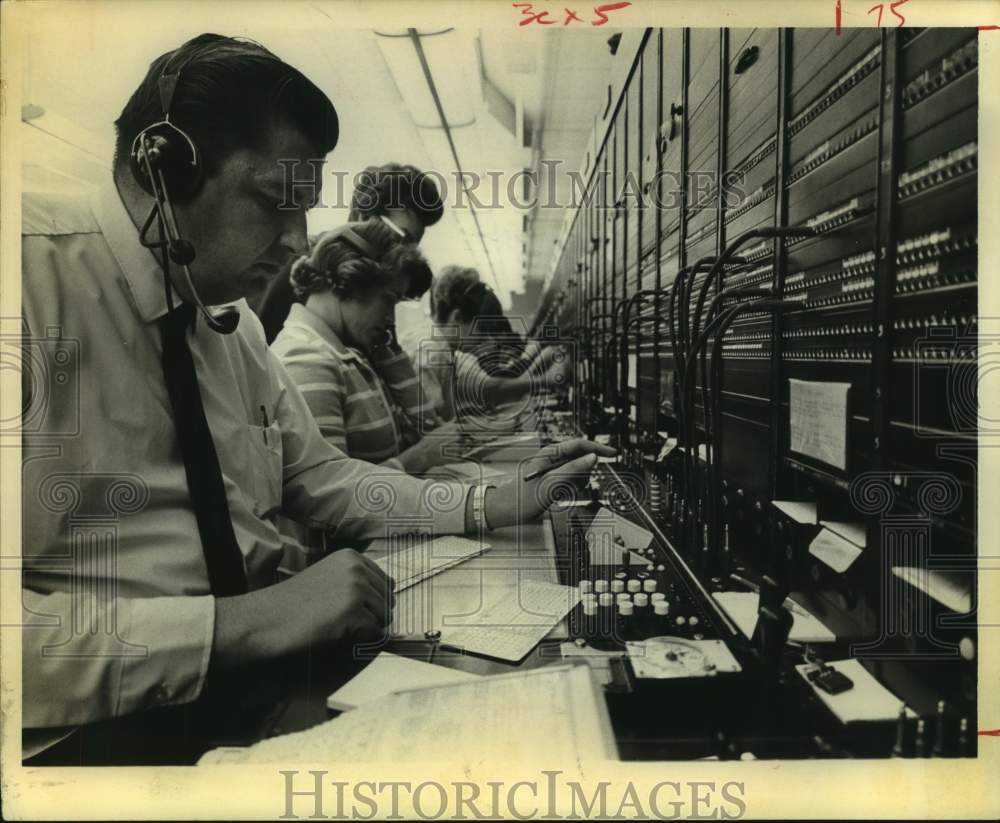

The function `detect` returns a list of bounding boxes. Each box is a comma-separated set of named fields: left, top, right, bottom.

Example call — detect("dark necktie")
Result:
left=160, top=303, right=248, bottom=596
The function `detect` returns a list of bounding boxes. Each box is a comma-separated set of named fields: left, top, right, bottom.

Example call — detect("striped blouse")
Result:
left=272, top=304, right=439, bottom=465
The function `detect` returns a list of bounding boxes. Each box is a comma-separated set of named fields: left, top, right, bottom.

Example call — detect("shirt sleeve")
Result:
left=369, top=345, right=439, bottom=443
left=272, top=330, right=349, bottom=453
left=21, top=587, right=215, bottom=728
left=269, top=350, right=471, bottom=539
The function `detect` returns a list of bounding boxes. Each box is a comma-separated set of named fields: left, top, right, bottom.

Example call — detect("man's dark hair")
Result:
left=349, top=163, right=444, bottom=226
left=114, top=33, right=339, bottom=174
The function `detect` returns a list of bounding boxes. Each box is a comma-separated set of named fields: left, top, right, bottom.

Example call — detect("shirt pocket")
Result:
left=245, top=421, right=283, bottom=516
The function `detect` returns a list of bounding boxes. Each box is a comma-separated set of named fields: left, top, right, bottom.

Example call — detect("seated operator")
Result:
left=272, top=220, right=464, bottom=474
left=252, top=162, right=444, bottom=344
left=407, top=265, right=570, bottom=422
left=20, top=33, right=611, bottom=765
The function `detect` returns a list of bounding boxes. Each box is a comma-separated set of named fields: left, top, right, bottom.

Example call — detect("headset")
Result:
left=129, top=39, right=273, bottom=335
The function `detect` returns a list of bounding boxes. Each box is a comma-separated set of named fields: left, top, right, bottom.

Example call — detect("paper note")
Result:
left=585, top=506, right=654, bottom=551
left=202, top=665, right=618, bottom=765
left=373, top=536, right=488, bottom=592
left=439, top=579, right=581, bottom=662
left=795, top=659, right=917, bottom=724
left=326, top=653, right=480, bottom=711
left=820, top=520, right=866, bottom=547
left=627, top=354, right=638, bottom=389
left=809, top=527, right=864, bottom=574
left=892, top=567, right=972, bottom=613
left=712, top=591, right=836, bottom=643
left=789, top=378, right=851, bottom=471
left=773, top=500, right=818, bottom=525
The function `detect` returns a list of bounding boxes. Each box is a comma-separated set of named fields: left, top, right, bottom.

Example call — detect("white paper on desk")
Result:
left=712, top=591, right=836, bottom=643
left=585, top=506, right=654, bottom=551
left=789, top=378, right=850, bottom=471
left=809, top=527, right=863, bottom=574
left=326, top=653, right=480, bottom=711
left=892, top=566, right=972, bottom=613
left=372, top=536, right=488, bottom=592
left=795, top=659, right=917, bottom=724
left=440, top=579, right=581, bottom=662
left=773, top=500, right=818, bottom=525
left=207, top=664, right=618, bottom=766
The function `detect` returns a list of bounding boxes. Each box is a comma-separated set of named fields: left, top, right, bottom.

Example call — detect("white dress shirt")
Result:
left=20, top=184, right=469, bottom=753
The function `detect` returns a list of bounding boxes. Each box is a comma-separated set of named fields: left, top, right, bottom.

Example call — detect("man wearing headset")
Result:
left=20, top=34, right=612, bottom=764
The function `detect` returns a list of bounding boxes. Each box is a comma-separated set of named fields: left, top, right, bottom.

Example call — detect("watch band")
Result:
left=472, top=483, right=496, bottom=532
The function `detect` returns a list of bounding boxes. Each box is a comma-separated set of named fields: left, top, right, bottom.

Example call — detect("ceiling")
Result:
left=19, top=0, right=621, bottom=314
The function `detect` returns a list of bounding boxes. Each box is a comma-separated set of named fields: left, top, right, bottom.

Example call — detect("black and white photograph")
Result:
left=2, top=0, right=998, bottom=819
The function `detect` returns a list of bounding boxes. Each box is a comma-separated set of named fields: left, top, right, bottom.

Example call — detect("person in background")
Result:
left=271, top=220, right=462, bottom=473
left=252, top=163, right=444, bottom=343
left=406, top=265, right=569, bottom=422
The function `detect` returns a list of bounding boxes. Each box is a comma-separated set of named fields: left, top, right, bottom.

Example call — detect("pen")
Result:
left=260, top=405, right=269, bottom=444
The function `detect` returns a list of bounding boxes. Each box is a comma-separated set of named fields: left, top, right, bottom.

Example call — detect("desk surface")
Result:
left=268, top=514, right=571, bottom=740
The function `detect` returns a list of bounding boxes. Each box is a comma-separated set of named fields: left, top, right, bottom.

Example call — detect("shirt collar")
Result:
left=91, top=181, right=246, bottom=328
left=92, top=181, right=181, bottom=323
left=286, top=303, right=366, bottom=365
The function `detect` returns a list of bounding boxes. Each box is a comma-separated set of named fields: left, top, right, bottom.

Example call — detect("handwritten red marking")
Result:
left=513, top=2, right=557, bottom=25
left=836, top=0, right=842, bottom=34
left=978, top=729, right=1000, bottom=736
left=889, top=0, right=909, bottom=27
left=591, top=1, right=631, bottom=26
left=978, top=24, right=1000, bottom=30
left=564, top=7, right=584, bottom=24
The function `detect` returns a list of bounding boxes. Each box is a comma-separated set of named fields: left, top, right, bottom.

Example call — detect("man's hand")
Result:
left=212, top=549, right=395, bottom=668
left=482, top=438, right=617, bottom=528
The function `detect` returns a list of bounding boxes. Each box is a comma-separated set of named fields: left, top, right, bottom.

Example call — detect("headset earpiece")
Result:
left=129, top=120, right=203, bottom=202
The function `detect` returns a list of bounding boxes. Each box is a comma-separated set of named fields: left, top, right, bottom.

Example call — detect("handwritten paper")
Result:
left=789, top=378, right=851, bottom=471
left=809, top=527, right=863, bottom=574
left=203, top=664, right=617, bottom=766
left=440, top=579, right=580, bottom=662
left=373, top=536, right=488, bottom=592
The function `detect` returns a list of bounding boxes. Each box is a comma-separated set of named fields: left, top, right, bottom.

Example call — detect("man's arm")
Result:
left=22, top=588, right=215, bottom=728
left=270, top=350, right=472, bottom=538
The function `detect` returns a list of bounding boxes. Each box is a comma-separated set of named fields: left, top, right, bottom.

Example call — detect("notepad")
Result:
left=439, top=579, right=581, bottom=662
left=795, top=659, right=917, bottom=724
left=712, top=591, right=836, bottom=643
left=200, top=664, right=618, bottom=765
left=373, top=536, right=488, bottom=592
left=326, top=653, right=481, bottom=711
